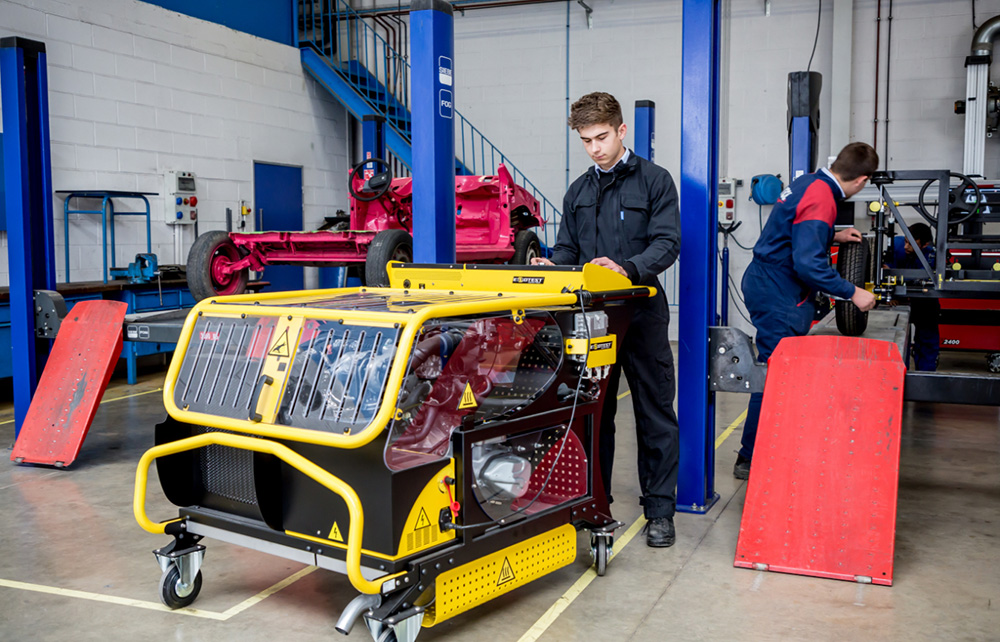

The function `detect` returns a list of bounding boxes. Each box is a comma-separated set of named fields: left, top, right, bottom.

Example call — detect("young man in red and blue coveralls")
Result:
left=734, top=142, right=879, bottom=479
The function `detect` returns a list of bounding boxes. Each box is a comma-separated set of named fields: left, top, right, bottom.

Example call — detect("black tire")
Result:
left=365, top=229, right=412, bottom=287
left=158, top=565, right=203, bottom=609
left=835, top=240, right=871, bottom=336
left=594, top=536, right=609, bottom=577
left=187, top=230, right=249, bottom=301
left=511, top=230, right=541, bottom=265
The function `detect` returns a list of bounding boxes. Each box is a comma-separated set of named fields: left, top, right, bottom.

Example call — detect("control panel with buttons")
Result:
left=164, top=170, right=198, bottom=225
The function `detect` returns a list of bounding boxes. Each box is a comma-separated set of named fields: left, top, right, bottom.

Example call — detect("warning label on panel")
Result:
left=269, top=329, right=290, bottom=358
left=329, top=521, right=344, bottom=542
left=414, top=508, right=431, bottom=530
left=458, top=383, right=477, bottom=409
left=497, top=557, right=516, bottom=586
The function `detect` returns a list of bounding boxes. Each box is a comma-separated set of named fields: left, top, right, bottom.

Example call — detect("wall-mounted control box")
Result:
left=165, top=170, right=198, bottom=225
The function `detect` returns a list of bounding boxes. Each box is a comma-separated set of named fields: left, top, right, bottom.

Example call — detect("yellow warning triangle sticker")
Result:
left=458, top=383, right=478, bottom=409
left=328, top=521, right=344, bottom=542
left=269, top=328, right=290, bottom=357
left=497, top=557, right=516, bottom=586
left=414, top=508, right=431, bottom=530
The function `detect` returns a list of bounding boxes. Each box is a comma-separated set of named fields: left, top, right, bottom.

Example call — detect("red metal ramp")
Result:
left=11, top=300, right=128, bottom=468
left=734, top=335, right=906, bottom=585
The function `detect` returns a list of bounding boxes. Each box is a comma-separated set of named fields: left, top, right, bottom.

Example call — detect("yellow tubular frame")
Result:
left=132, top=431, right=403, bottom=595
left=163, top=293, right=581, bottom=449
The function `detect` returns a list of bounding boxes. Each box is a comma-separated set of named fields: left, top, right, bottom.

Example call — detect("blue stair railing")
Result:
left=296, top=0, right=561, bottom=245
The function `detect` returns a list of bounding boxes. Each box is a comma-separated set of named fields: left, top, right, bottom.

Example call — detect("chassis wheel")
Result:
left=987, top=352, right=1000, bottom=374
left=365, top=229, right=412, bottom=287
left=591, top=534, right=611, bottom=577
left=511, top=230, right=541, bottom=265
left=158, top=565, right=203, bottom=609
left=835, top=240, right=871, bottom=337
left=187, top=230, right=249, bottom=300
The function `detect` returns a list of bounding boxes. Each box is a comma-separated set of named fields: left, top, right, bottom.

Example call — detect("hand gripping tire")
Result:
left=835, top=240, right=871, bottom=337
left=186, top=230, right=249, bottom=301
left=365, top=229, right=412, bottom=287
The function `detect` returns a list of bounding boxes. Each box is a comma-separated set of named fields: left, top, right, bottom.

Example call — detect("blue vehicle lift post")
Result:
left=409, top=0, right=456, bottom=263
left=677, top=0, right=722, bottom=513
left=1, top=37, right=58, bottom=439
left=633, top=100, right=655, bottom=162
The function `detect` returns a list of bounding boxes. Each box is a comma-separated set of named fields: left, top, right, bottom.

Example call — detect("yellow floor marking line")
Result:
left=0, top=565, right=317, bottom=620
left=0, top=577, right=228, bottom=620
left=0, top=387, right=164, bottom=426
left=715, top=409, right=748, bottom=450
left=219, top=566, right=318, bottom=619
left=519, top=409, right=747, bottom=642
left=517, top=516, right=646, bottom=642
left=617, top=389, right=631, bottom=400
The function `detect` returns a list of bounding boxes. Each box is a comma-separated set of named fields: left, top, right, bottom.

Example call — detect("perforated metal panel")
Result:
left=423, top=524, right=576, bottom=626
left=194, top=425, right=258, bottom=507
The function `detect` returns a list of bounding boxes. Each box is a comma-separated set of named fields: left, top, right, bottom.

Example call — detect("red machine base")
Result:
left=734, top=335, right=906, bottom=586
left=11, top=300, right=128, bottom=468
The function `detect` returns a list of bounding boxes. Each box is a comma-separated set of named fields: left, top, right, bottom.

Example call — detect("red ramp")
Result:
left=734, top=335, right=906, bottom=585
left=11, top=300, right=128, bottom=468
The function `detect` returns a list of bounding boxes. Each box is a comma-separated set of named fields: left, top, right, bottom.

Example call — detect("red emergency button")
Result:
left=189, top=196, right=198, bottom=206
left=726, top=199, right=734, bottom=208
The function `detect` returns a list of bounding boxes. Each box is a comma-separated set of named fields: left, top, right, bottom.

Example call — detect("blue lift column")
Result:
left=409, top=0, right=456, bottom=264
left=633, top=100, right=655, bottom=162
left=1, top=37, right=58, bottom=438
left=361, top=114, right=387, bottom=168
left=788, top=71, right=822, bottom=181
left=677, top=1, right=721, bottom=513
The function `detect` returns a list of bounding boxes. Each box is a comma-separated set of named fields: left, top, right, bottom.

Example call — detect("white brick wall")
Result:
left=439, top=0, right=1000, bottom=337
left=0, top=0, right=349, bottom=285
left=2, top=0, right=997, bottom=318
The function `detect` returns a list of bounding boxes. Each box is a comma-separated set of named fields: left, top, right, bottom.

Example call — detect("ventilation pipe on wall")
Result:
left=963, top=14, right=1000, bottom=177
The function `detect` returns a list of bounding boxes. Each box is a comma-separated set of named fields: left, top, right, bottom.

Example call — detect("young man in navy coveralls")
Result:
left=734, top=142, right=879, bottom=480
left=532, top=92, right=681, bottom=547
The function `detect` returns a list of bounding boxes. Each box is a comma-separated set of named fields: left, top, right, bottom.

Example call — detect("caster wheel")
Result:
left=591, top=534, right=611, bottom=577
left=987, top=352, right=1000, bottom=374
left=159, top=565, right=203, bottom=609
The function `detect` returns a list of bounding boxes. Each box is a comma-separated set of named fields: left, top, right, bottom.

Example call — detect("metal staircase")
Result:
left=296, top=0, right=561, bottom=242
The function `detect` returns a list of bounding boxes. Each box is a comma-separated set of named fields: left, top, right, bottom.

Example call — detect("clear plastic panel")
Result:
left=385, top=312, right=563, bottom=471
left=277, top=320, right=399, bottom=433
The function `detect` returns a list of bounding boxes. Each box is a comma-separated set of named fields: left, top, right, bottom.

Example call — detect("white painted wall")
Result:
left=440, top=0, right=1000, bottom=336
left=2, top=0, right=997, bottom=336
left=0, top=0, right=349, bottom=286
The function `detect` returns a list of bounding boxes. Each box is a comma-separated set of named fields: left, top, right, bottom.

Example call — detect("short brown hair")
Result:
left=568, top=92, right=623, bottom=130
left=831, top=142, right=879, bottom=181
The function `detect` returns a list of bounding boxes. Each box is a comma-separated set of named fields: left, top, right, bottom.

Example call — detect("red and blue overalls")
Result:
left=738, top=168, right=858, bottom=461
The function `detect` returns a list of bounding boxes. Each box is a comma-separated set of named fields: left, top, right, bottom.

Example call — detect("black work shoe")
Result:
left=733, top=455, right=751, bottom=480
left=644, top=516, right=676, bottom=548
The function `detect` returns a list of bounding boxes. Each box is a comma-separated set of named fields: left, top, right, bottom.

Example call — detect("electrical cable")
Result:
left=806, top=0, right=822, bottom=73
left=972, top=0, right=978, bottom=29
left=444, top=291, right=592, bottom=531
left=717, top=250, right=754, bottom=326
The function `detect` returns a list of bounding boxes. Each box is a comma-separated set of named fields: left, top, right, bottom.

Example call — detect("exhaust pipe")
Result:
left=335, top=593, right=382, bottom=635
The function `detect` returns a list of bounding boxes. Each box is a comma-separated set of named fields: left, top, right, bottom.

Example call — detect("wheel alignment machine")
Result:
left=133, top=262, right=651, bottom=640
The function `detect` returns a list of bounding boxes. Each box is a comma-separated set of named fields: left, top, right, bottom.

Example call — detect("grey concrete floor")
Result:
left=0, top=351, right=998, bottom=641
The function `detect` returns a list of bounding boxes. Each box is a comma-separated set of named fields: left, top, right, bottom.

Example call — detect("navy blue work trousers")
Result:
left=599, top=288, right=679, bottom=519
left=738, top=260, right=815, bottom=461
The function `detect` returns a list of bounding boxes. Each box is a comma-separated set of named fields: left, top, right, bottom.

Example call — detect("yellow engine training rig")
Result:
left=133, top=262, right=653, bottom=641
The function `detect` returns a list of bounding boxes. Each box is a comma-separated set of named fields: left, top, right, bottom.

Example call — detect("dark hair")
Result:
left=830, top=142, right=879, bottom=181
left=568, top=92, right=623, bottom=130
left=908, top=222, right=933, bottom=246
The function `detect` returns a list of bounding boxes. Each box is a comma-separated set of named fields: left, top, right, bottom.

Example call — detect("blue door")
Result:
left=253, top=162, right=303, bottom=292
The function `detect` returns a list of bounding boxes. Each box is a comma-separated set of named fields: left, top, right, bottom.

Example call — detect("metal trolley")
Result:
left=133, top=263, right=652, bottom=641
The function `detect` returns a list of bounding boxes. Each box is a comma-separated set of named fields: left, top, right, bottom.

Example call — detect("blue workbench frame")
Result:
left=59, top=190, right=153, bottom=283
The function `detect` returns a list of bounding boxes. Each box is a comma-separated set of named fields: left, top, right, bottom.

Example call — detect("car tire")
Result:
left=365, top=229, right=412, bottom=287
left=835, top=240, right=871, bottom=336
